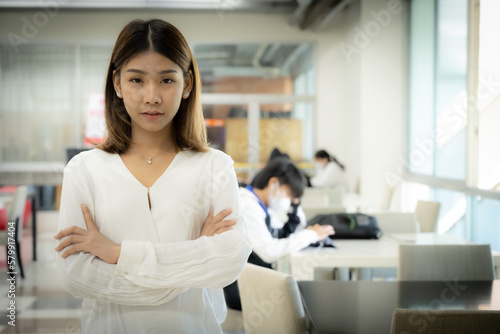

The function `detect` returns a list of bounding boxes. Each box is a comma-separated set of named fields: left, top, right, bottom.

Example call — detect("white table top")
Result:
left=0, top=162, right=65, bottom=185
left=0, top=162, right=65, bottom=173
left=279, top=233, right=499, bottom=280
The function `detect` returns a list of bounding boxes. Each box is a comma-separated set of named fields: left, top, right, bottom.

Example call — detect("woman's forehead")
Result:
left=122, top=51, right=181, bottom=73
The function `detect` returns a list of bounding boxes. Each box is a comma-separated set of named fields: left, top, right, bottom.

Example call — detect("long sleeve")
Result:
left=241, top=192, right=318, bottom=264
left=114, top=152, right=252, bottom=289
left=56, top=150, right=252, bottom=306
left=311, top=162, right=347, bottom=189
left=310, top=165, right=330, bottom=187
left=57, top=153, right=183, bottom=306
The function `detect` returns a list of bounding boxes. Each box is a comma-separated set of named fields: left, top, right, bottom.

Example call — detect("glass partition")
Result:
left=0, top=45, right=76, bottom=162
left=477, top=0, right=500, bottom=191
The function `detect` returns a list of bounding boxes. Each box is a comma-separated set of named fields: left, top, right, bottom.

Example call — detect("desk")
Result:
left=0, top=162, right=64, bottom=185
left=280, top=233, right=500, bottom=280
left=299, top=280, right=500, bottom=334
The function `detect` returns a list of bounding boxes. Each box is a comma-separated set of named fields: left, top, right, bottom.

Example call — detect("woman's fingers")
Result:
left=200, top=208, right=235, bottom=238
left=55, top=235, right=86, bottom=252
left=324, top=225, right=335, bottom=234
left=215, top=219, right=237, bottom=229
left=54, top=225, right=87, bottom=240
left=60, top=244, right=85, bottom=259
left=205, top=208, right=215, bottom=220
left=213, top=207, right=232, bottom=223
left=214, top=227, right=234, bottom=235
left=81, top=204, right=97, bottom=232
left=213, top=220, right=236, bottom=235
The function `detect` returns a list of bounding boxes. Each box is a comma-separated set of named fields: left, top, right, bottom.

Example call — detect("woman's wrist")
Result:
left=112, top=244, right=122, bottom=264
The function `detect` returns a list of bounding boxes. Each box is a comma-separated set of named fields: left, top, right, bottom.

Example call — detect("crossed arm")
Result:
left=54, top=205, right=236, bottom=264
left=54, top=154, right=251, bottom=306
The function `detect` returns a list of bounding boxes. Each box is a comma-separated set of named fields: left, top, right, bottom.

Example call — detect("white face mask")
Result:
left=268, top=181, right=291, bottom=214
left=314, top=162, right=324, bottom=171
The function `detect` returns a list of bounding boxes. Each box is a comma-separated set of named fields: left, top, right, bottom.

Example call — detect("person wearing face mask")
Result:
left=311, top=149, right=349, bottom=191
left=223, top=157, right=334, bottom=310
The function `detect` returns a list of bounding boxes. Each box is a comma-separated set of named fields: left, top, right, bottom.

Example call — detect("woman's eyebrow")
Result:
left=126, top=69, right=178, bottom=74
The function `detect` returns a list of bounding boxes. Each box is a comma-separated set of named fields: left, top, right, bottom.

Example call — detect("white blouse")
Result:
left=310, top=161, right=348, bottom=191
left=56, top=148, right=252, bottom=334
left=239, top=187, right=318, bottom=264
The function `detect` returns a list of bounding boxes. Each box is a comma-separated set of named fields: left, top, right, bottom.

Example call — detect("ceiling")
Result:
left=0, top=0, right=298, bottom=12
left=1, top=0, right=351, bottom=82
left=193, top=42, right=313, bottom=83
left=0, top=0, right=352, bottom=31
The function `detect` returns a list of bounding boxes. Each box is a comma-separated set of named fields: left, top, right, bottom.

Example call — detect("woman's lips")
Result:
left=141, top=112, right=163, bottom=120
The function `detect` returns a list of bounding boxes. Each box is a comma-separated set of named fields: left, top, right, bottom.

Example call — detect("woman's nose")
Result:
left=143, top=83, right=161, bottom=104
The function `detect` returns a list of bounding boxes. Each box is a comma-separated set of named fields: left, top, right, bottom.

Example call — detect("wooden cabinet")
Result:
left=225, top=118, right=302, bottom=162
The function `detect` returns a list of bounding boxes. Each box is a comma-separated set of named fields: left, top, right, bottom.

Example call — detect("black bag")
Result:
left=307, top=213, right=382, bottom=239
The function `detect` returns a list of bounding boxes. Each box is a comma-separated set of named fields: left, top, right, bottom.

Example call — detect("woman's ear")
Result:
left=183, top=70, right=194, bottom=98
left=112, top=70, right=122, bottom=98
left=267, top=177, right=278, bottom=189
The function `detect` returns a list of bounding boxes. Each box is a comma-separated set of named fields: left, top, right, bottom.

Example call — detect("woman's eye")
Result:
left=162, top=78, right=174, bottom=84
left=129, top=78, right=142, bottom=83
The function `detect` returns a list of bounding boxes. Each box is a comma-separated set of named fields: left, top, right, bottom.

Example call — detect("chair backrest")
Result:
left=415, top=200, right=441, bottom=232
left=391, top=308, right=500, bottom=334
left=380, top=186, right=395, bottom=211
left=398, top=244, right=495, bottom=281
left=238, top=263, right=308, bottom=334
left=372, top=212, right=419, bottom=233
left=6, top=186, right=28, bottom=238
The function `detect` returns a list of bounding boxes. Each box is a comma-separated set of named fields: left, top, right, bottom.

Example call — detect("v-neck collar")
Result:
left=115, top=150, right=182, bottom=190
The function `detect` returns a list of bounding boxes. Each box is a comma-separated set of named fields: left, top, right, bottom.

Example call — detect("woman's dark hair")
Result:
left=315, top=150, right=345, bottom=171
left=268, top=147, right=290, bottom=162
left=251, top=158, right=306, bottom=198
left=98, top=19, right=207, bottom=154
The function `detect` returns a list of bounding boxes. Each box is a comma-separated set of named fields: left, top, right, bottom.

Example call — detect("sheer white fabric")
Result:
left=56, top=148, right=252, bottom=333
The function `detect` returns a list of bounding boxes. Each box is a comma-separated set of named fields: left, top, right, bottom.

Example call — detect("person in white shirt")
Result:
left=224, top=158, right=334, bottom=310
left=311, top=149, right=349, bottom=191
left=54, top=19, right=251, bottom=334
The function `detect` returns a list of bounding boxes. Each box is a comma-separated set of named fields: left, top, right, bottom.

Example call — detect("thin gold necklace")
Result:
left=130, top=147, right=171, bottom=165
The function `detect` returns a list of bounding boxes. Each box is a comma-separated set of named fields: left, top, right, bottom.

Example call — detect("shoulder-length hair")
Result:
left=98, top=19, right=207, bottom=154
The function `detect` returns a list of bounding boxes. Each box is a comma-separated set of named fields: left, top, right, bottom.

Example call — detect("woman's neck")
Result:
left=129, top=124, right=174, bottom=154
left=253, top=187, right=269, bottom=207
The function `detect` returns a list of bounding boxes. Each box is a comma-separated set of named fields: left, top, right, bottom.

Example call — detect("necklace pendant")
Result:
left=148, top=157, right=152, bottom=165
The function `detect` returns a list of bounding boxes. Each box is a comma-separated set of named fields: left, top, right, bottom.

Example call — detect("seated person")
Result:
left=311, top=149, right=348, bottom=190
left=224, top=157, right=334, bottom=310
left=268, top=147, right=312, bottom=186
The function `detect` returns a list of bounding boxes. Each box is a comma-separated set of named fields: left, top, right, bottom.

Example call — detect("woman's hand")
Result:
left=54, top=204, right=121, bottom=264
left=307, top=224, right=335, bottom=241
left=200, top=207, right=237, bottom=237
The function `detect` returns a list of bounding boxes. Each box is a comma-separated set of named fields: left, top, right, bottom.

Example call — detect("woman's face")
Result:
left=315, top=157, right=328, bottom=168
left=113, top=51, right=192, bottom=135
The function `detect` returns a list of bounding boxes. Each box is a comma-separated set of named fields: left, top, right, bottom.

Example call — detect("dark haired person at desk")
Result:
left=224, top=158, right=334, bottom=310
left=311, top=149, right=348, bottom=191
